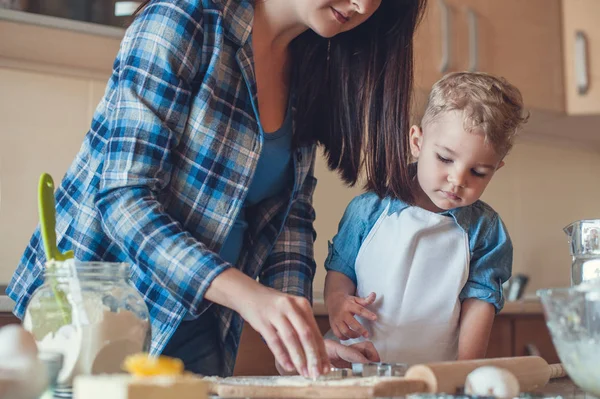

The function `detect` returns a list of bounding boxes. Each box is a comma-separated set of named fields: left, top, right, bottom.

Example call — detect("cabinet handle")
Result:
left=525, top=343, right=541, bottom=357
left=438, top=0, right=451, bottom=73
left=467, top=8, right=478, bottom=72
left=575, top=31, right=590, bottom=95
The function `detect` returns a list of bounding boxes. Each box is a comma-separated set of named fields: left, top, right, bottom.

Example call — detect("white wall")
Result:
left=0, top=67, right=107, bottom=282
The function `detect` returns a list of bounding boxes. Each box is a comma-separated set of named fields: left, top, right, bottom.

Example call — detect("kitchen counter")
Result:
left=0, top=285, right=14, bottom=313
left=210, top=378, right=585, bottom=399
left=538, top=378, right=592, bottom=399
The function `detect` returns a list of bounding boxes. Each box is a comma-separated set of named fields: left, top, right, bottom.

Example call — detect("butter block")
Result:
left=73, top=374, right=208, bottom=399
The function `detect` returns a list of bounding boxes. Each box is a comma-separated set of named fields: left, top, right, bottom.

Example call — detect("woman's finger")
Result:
left=261, top=324, right=294, bottom=372
left=273, top=316, right=308, bottom=377
left=351, top=341, right=381, bottom=362
left=286, top=299, right=329, bottom=377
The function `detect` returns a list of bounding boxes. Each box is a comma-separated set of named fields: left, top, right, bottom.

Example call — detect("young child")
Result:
left=324, top=72, right=529, bottom=365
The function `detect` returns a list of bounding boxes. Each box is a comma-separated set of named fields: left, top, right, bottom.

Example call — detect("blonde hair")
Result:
left=421, top=72, right=529, bottom=156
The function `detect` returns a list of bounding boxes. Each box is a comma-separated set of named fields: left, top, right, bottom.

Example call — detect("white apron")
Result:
left=350, top=205, right=469, bottom=365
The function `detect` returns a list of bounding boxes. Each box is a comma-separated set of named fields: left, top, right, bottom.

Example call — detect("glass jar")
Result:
left=23, top=261, right=150, bottom=389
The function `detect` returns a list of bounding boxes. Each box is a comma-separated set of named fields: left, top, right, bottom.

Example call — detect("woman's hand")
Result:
left=326, top=292, right=377, bottom=340
left=205, top=268, right=330, bottom=378
left=324, top=339, right=381, bottom=369
left=243, top=289, right=330, bottom=378
left=238, top=286, right=331, bottom=379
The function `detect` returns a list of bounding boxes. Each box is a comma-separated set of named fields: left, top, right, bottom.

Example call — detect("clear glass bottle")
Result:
left=23, top=261, right=151, bottom=389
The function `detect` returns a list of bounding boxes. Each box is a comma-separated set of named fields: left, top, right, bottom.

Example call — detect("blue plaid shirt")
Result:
left=7, top=0, right=318, bottom=376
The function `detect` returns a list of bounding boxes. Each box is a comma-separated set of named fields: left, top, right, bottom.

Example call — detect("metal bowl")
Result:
left=538, top=284, right=600, bottom=396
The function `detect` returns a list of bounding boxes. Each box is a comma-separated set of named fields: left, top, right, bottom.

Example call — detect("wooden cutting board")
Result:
left=209, top=357, right=565, bottom=398
left=212, top=376, right=426, bottom=398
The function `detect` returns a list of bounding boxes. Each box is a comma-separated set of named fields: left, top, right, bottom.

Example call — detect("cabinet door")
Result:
left=513, top=316, right=560, bottom=364
left=0, top=313, right=20, bottom=329
left=458, top=0, right=564, bottom=113
left=413, top=0, right=469, bottom=119
left=486, top=316, right=513, bottom=358
left=562, top=0, right=600, bottom=114
left=414, top=0, right=469, bottom=87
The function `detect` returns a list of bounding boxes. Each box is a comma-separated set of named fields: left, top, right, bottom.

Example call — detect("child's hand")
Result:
left=327, top=292, right=377, bottom=340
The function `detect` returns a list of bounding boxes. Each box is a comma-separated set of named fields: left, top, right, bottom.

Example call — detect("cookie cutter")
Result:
left=352, top=362, right=409, bottom=377
left=316, top=367, right=354, bottom=380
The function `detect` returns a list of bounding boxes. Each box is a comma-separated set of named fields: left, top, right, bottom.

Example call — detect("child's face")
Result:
left=409, top=110, right=505, bottom=213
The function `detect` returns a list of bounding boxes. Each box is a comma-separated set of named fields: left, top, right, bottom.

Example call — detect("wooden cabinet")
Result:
left=414, top=0, right=564, bottom=113
left=413, top=0, right=600, bottom=141
left=513, top=316, right=560, bottom=364
left=562, top=0, right=600, bottom=115
left=486, top=316, right=512, bottom=359
left=0, top=313, right=20, bottom=329
left=487, top=314, right=559, bottom=364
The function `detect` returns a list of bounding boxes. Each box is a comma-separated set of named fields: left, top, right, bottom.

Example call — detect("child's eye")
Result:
left=437, top=154, right=452, bottom=163
left=471, top=170, right=487, bottom=178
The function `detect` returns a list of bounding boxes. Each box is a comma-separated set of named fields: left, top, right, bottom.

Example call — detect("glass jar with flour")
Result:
left=23, top=260, right=150, bottom=390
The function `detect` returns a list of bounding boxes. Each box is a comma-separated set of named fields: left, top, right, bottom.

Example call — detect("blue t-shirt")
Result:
left=219, top=103, right=294, bottom=266
left=324, top=192, right=513, bottom=313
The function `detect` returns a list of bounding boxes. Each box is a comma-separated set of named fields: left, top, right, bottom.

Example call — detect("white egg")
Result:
left=0, top=357, right=49, bottom=399
left=0, top=325, right=38, bottom=359
left=465, top=366, right=520, bottom=398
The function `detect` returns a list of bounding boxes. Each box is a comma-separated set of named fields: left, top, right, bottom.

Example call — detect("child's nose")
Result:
left=448, top=169, right=467, bottom=187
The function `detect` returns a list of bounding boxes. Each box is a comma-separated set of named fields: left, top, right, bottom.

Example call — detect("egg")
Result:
left=0, top=324, right=38, bottom=359
left=0, top=325, right=49, bottom=399
left=464, top=366, right=520, bottom=398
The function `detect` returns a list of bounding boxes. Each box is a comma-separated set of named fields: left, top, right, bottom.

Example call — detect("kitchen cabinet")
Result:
left=412, top=0, right=600, bottom=142
left=513, top=316, right=560, bottom=364
left=561, top=0, right=600, bottom=115
left=0, top=312, right=19, bottom=329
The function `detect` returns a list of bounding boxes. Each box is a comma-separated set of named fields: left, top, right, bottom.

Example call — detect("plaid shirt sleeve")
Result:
left=95, top=2, right=232, bottom=316
left=259, top=148, right=318, bottom=303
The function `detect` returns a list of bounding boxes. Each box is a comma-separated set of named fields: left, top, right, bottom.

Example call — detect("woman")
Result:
left=8, top=0, right=426, bottom=378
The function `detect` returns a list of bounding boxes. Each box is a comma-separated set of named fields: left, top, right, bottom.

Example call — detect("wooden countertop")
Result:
left=210, top=378, right=586, bottom=399
left=539, top=378, right=592, bottom=398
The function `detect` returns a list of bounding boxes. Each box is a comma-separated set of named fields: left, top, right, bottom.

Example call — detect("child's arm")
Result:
left=457, top=298, right=495, bottom=360
left=458, top=211, right=512, bottom=359
left=325, top=271, right=377, bottom=340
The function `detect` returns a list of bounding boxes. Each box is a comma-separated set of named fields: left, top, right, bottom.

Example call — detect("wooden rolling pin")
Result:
left=404, top=356, right=566, bottom=394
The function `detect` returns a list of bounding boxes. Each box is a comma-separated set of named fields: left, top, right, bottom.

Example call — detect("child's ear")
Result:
left=409, top=125, right=424, bottom=159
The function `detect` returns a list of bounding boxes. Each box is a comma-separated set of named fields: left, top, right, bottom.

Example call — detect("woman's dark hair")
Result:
left=291, top=1, right=427, bottom=202
left=134, top=0, right=427, bottom=202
